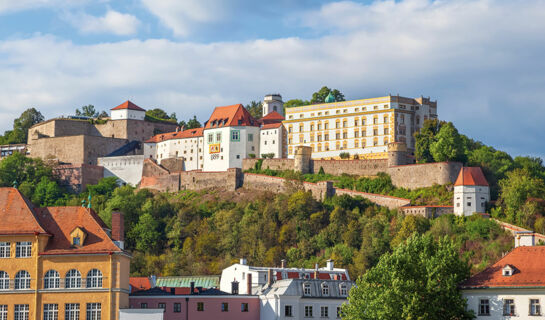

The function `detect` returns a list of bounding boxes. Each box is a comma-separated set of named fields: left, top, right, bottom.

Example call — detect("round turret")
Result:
left=387, top=142, right=407, bottom=166
left=294, top=146, right=312, bottom=173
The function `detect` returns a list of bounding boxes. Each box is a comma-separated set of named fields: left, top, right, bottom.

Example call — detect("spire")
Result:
left=325, top=92, right=336, bottom=103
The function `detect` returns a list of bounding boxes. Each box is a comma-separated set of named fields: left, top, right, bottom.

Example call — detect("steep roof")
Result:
left=145, top=127, right=204, bottom=143
left=261, top=123, right=283, bottom=130
left=130, top=277, right=153, bottom=293
left=204, top=104, right=258, bottom=129
left=454, top=167, right=489, bottom=186
left=36, top=206, right=121, bottom=255
left=259, top=111, right=284, bottom=123
left=111, top=100, right=146, bottom=111
left=461, top=246, right=545, bottom=288
left=0, top=188, right=48, bottom=235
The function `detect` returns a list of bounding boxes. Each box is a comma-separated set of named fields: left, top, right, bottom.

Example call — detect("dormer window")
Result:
left=70, top=227, right=86, bottom=247
left=502, top=265, right=514, bottom=276
left=73, top=237, right=81, bottom=246
left=303, top=282, right=311, bottom=296
left=321, top=283, right=329, bottom=296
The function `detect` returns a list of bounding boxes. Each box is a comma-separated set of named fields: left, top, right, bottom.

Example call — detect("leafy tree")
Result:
left=146, top=108, right=171, bottom=120
left=284, top=99, right=310, bottom=108
left=498, top=169, right=545, bottom=224
left=129, top=213, right=162, bottom=253
left=342, top=234, right=473, bottom=320
left=514, top=156, right=545, bottom=180
left=310, top=86, right=345, bottom=104
left=75, top=105, right=99, bottom=117
left=245, top=101, right=263, bottom=119
left=0, top=108, right=44, bottom=144
left=179, top=115, right=202, bottom=129
left=429, top=122, right=466, bottom=163
left=390, top=215, right=430, bottom=248
left=414, top=119, right=442, bottom=163
left=32, top=176, right=65, bottom=207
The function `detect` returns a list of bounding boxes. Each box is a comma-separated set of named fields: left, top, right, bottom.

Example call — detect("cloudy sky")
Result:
left=0, top=0, right=544, bottom=158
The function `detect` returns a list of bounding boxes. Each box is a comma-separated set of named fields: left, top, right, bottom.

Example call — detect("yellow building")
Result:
left=283, top=94, right=437, bottom=159
left=0, top=187, right=130, bottom=320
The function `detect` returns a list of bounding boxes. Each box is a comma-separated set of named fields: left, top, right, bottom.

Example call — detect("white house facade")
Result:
left=453, top=167, right=490, bottom=216
left=259, top=124, right=283, bottom=158
left=110, top=101, right=146, bottom=120
left=144, top=128, right=204, bottom=171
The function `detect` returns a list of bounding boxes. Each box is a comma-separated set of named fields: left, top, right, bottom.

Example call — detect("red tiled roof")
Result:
left=261, top=123, right=283, bottom=130
left=204, top=104, right=258, bottom=129
left=130, top=277, right=152, bottom=293
left=145, top=127, right=204, bottom=143
left=454, top=167, right=489, bottom=186
left=260, top=111, right=284, bottom=122
left=0, top=188, right=48, bottom=235
left=461, top=246, right=545, bottom=288
left=111, top=100, right=146, bottom=111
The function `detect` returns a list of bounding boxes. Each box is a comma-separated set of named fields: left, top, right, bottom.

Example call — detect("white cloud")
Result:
left=0, top=0, right=544, bottom=158
left=0, top=0, right=89, bottom=14
left=140, top=0, right=227, bottom=37
left=66, top=10, right=141, bottom=36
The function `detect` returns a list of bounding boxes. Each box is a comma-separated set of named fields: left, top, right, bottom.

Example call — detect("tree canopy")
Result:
left=0, top=108, right=44, bottom=144
left=245, top=101, right=263, bottom=119
left=310, top=86, right=345, bottom=104
left=179, top=115, right=202, bottom=129
left=342, top=234, right=474, bottom=320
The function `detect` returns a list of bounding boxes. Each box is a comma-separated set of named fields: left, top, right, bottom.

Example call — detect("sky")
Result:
left=0, top=0, right=544, bottom=159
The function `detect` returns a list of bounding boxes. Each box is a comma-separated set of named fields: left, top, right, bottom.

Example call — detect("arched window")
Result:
left=0, top=271, right=8, bottom=290
left=65, top=269, right=82, bottom=288
left=44, top=270, right=60, bottom=289
left=339, top=283, right=348, bottom=296
left=86, top=269, right=103, bottom=288
left=15, top=270, right=31, bottom=289
left=321, top=283, right=329, bottom=296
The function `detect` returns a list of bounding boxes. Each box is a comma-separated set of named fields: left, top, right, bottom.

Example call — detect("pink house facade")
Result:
left=127, top=287, right=260, bottom=320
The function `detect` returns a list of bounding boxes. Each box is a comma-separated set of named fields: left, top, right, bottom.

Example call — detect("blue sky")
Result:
left=1, top=0, right=544, bottom=159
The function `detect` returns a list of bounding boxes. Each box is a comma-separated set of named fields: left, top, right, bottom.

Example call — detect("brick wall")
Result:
left=312, top=159, right=389, bottom=176
left=53, top=163, right=104, bottom=193
left=242, top=158, right=294, bottom=171
left=387, top=162, right=462, bottom=189
left=180, top=168, right=242, bottom=191
left=400, top=206, right=454, bottom=218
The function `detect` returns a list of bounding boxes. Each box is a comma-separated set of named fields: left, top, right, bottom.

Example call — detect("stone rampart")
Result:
left=312, top=159, right=389, bottom=176
left=400, top=206, right=454, bottom=218
left=53, top=163, right=104, bottom=193
left=334, top=188, right=410, bottom=209
left=180, top=169, right=242, bottom=191
left=242, top=158, right=295, bottom=171
left=387, top=162, right=462, bottom=189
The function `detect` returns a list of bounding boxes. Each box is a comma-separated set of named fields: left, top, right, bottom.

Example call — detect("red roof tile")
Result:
left=145, top=127, right=204, bottom=143
left=261, top=123, right=283, bottom=130
left=130, top=277, right=152, bottom=293
left=0, top=188, right=48, bottom=235
left=454, top=167, right=489, bottom=186
left=111, top=100, right=146, bottom=111
left=204, top=104, right=258, bottom=129
left=462, top=246, right=545, bottom=288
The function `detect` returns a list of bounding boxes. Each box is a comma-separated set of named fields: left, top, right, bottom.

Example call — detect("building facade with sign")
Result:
left=283, top=95, right=437, bottom=160
left=0, top=187, right=130, bottom=320
left=144, top=128, right=204, bottom=171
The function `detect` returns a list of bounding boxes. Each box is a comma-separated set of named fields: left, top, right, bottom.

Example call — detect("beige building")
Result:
left=283, top=94, right=437, bottom=159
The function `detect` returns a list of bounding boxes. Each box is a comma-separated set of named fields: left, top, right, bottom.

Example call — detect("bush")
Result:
left=318, top=166, right=325, bottom=175
left=261, top=153, right=275, bottom=159
left=339, top=152, right=350, bottom=159
left=248, top=153, right=256, bottom=159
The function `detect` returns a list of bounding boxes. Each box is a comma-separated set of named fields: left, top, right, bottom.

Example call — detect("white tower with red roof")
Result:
left=454, top=167, right=490, bottom=216
left=110, top=100, right=146, bottom=120
left=262, top=94, right=284, bottom=117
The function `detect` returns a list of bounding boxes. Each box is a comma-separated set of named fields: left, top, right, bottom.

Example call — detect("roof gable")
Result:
left=204, top=104, right=258, bottom=129
left=0, top=187, right=48, bottom=235
left=454, top=167, right=489, bottom=186
left=111, top=100, right=146, bottom=111
left=145, top=127, right=204, bottom=143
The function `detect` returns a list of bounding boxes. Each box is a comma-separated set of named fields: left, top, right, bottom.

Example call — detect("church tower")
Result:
left=262, top=94, right=284, bottom=117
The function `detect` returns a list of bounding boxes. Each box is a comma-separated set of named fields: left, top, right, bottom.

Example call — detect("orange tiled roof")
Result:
left=204, top=104, right=258, bottom=129
left=0, top=187, right=121, bottom=254
left=145, top=127, right=204, bottom=143
left=0, top=188, right=48, bottom=235
left=111, top=100, right=146, bottom=111
left=130, top=277, right=152, bottom=293
left=454, top=167, right=489, bottom=186
left=261, top=123, right=283, bottom=130
left=259, top=111, right=284, bottom=122
left=461, top=246, right=545, bottom=288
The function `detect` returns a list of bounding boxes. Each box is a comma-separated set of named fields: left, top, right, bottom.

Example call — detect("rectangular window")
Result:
left=299, top=126, right=304, bottom=132
left=231, top=130, right=240, bottom=141
left=86, top=303, right=101, bottom=320
left=373, top=118, right=378, bottom=124
left=248, top=133, right=253, bottom=142
left=503, top=299, right=515, bottom=316
left=241, top=303, right=249, bottom=312
left=310, top=124, right=314, bottom=131
left=343, top=121, right=347, bottom=128
left=197, top=302, right=204, bottom=312
left=0, top=242, right=9, bottom=258
left=384, top=128, right=389, bottom=135
left=169, top=303, right=180, bottom=313
left=43, top=304, right=58, bottom=320
left=354, top=131, right=359, bottom=138
left=343, top=132, right=347, bottom=139
left=324, top=134, right=329, bottom=141
left=285, top=305, right=293, bottom=317
left=216, top=132, right=222, bottom=142
left=321, top=306, right=328, bottom=318
left=530, top=299, right=541, bottom=316
left=158, top=303, right=166, bottom=311
left=373, top=129, right=378, bottom=136
left=354, top=119, right=358, bottom=126
left=15, top=242, right=31, bottom=258
left=324, top=123, right=329, bottom=130
left=305, top=306, right=313, bottom=318
left=304, top=283, right=311, bottom=295
left=221, top=303, right=229, bottom=312
left=335, top=133, right=340, bottom=140
left=0, top=305, right=7, bottom=320
left=362, top=130, right=366, bottom=137
left=478, top=299, right=490, bottom=316
left=65, top=304, right=79, bottom=320
left=335, top=122, right=340, bottom=129
left=337, top=306, right=341, bottom=318
left=207, top=133, right=213, bottom=144
left=14, top=305, right=29, bottom=320
left=140, top=303, right=147, bottom=309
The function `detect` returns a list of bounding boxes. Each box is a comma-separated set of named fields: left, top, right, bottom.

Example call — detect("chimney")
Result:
left=149, top=275, right=157, bottom=287
left=247, top=273, right=252, bottom=295
left=111, top=212, right=124, bottom=249
left=190, top=281, right=195, bottom=295
left=326, top=259, right=334, bottom=271
left=267, top=269, right=274, bottom=287
left=314, top=270, right=319, bottom=279
left=240, top=258, right=247, bottom=265
left=281, top=259, right=286, bottom=268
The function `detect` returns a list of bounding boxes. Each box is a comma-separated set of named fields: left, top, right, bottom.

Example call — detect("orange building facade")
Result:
left=0, top=187, right=130, bottom=320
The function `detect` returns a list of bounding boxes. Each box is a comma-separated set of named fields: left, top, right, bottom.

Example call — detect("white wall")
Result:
left=454, top=185, right=490, bottom=216
left=260, top=296, right=345, bottom=320
left=111, top=109, right=145, bottom=120
left=98, top=155, right=144, bottom=186
left=463, top=289, right=545, bottom=319
left=203, top=126, right=260, bottom=171
left=155, top=137, right=203, bottom=171
left=119, top=309, right=164, bottom=320
left=260, top=128, right=283, bottom=158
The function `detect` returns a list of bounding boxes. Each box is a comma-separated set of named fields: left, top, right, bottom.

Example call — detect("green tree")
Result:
left=342, top=234, right=473, bottom=320
left=75, top=105, right=100, bottom=117
left=32, top=176, right=65, bottom=207
left=129, top=213, right=162, bottom=253
left=245, top=101, right=263, bottom=119
left=1, top=108, right=44, bottom=144
left=180, top=115, right=201, bottom=129
left=146, top=108, right=171, bottom=120
left=498, top=169, right=545, bottom=223
left=284, top=99, right=310, bottom=108
left=514, top=156, right=545, bottom=180
left=390, top=215, right=430, bottom=248
left=429, top=122, right=466, bottom=163
left=414, top=119, right=442, bottom=163
left=310, top=86, right=345, bottom=104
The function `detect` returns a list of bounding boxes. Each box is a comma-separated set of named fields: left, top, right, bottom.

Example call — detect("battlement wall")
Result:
left=387, top=162, right=462, bottom=189
left=312, top=159, right=389, bottom=176
left=180, top=168, right=242, bottom=191
left=242, top=158, right=294, bottom=171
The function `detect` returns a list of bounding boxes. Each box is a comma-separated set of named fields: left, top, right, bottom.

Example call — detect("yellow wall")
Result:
left=0, top=235, right=130, bottom=320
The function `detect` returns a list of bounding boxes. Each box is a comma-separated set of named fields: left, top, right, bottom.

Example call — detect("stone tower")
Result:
left=387, top=142, right=407, bottom=167
left=294, top=146, right=312, bottom=174
left=262, top=94, right=284, bottom=117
